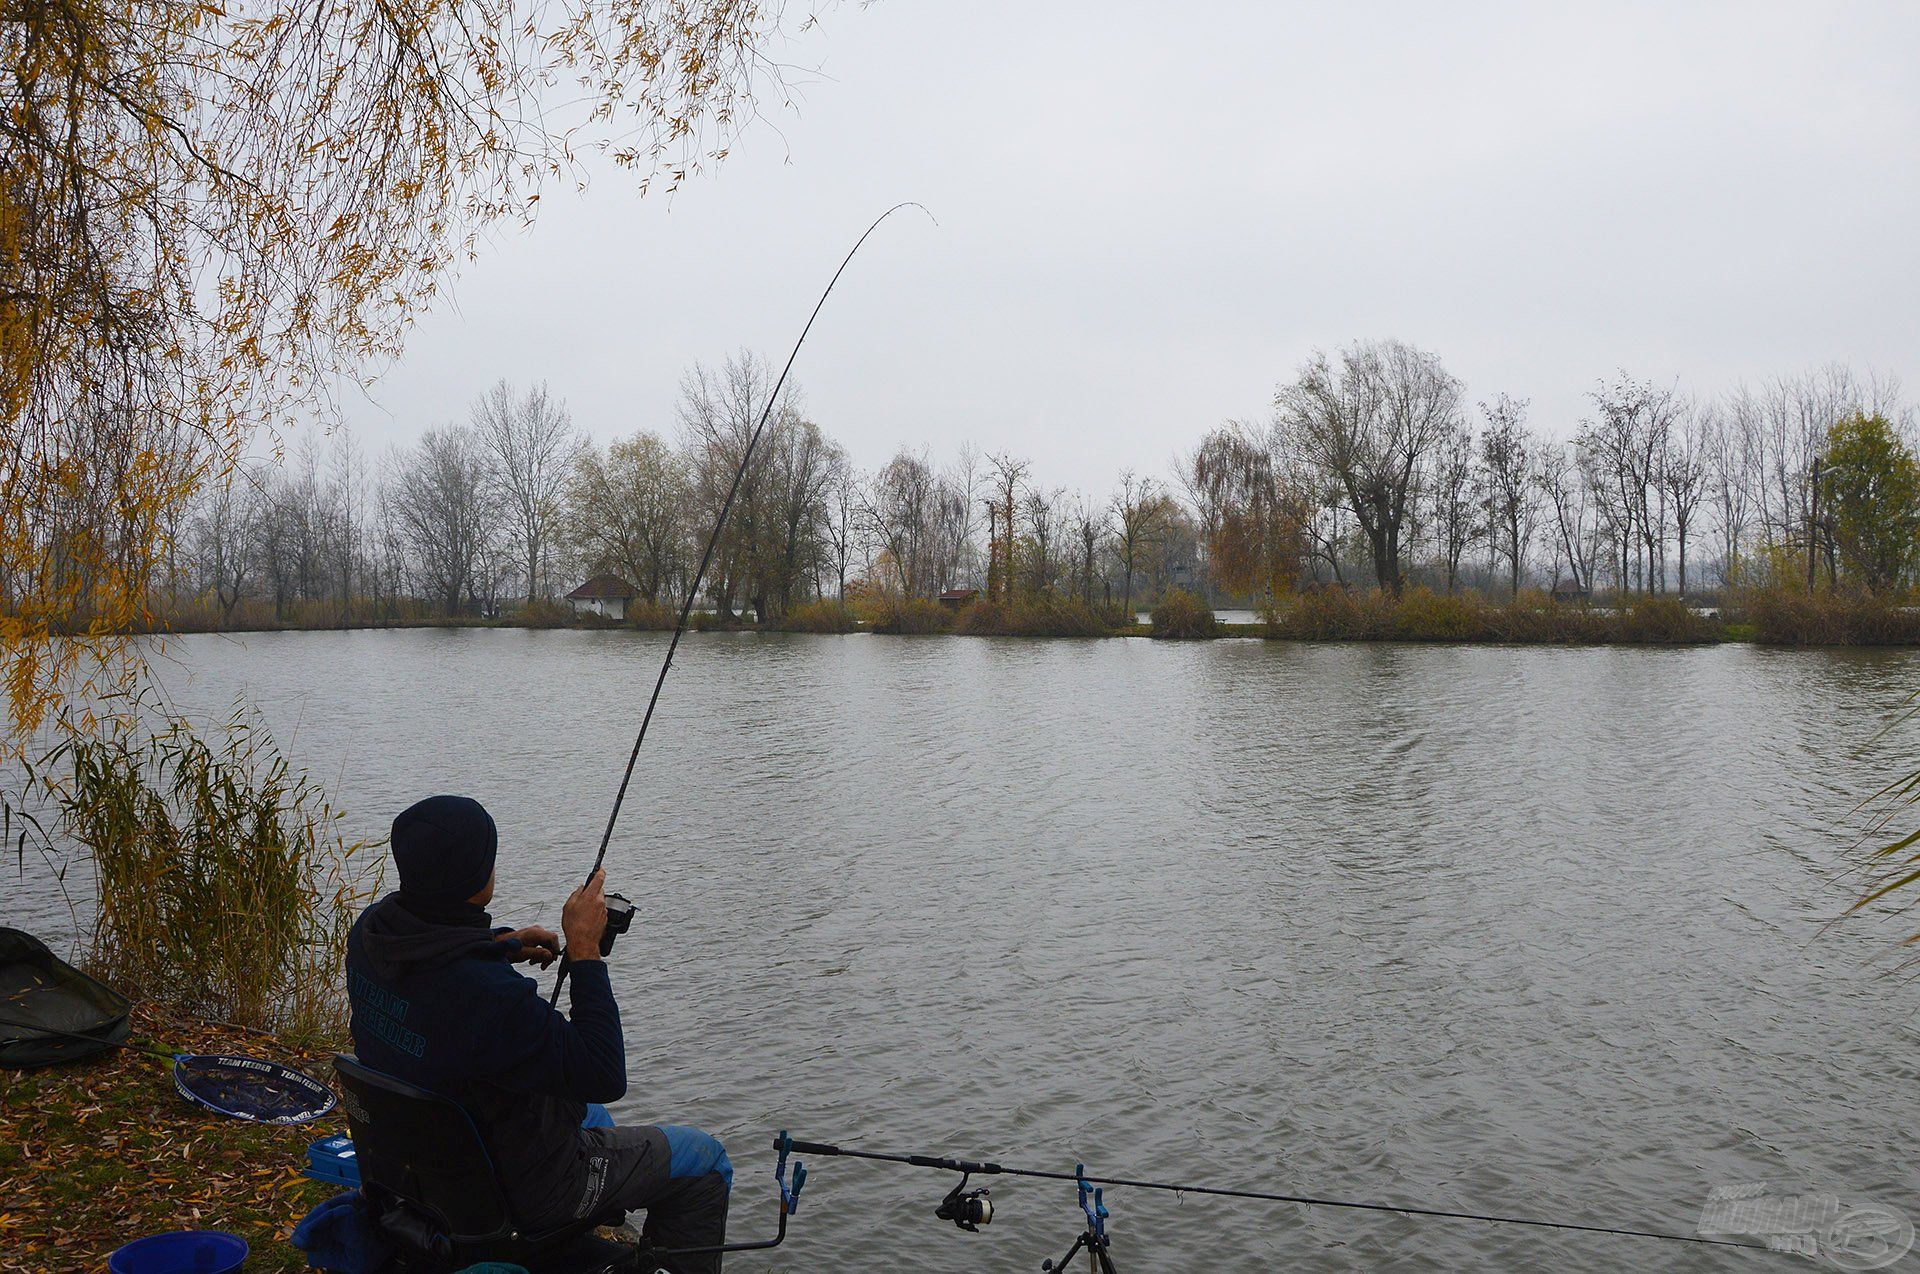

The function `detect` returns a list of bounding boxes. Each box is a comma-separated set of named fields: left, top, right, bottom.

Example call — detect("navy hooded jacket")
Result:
left=345, top=892, right=625, bottom=1223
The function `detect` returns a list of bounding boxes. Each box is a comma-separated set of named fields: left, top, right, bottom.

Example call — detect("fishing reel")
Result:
left=599, top=892, right=636, bottom=957
left=936, top=1174, right=994, bottom=1232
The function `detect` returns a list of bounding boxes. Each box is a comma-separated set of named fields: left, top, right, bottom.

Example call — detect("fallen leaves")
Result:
left=0, top=1005, right=341, bottom=1274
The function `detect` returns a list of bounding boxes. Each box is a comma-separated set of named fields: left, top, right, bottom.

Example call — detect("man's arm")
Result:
left=481, top=870, right=625, bottom=1103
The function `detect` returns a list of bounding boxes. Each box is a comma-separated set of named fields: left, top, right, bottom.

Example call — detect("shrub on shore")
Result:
left=1390, top=587, right=1483, bottom=642
left=955, top=594, right=1113, bottom=637
left=1611, top=596, right=1718, bottom=643
left=507, top=599, right=574, bottom=628
left=1150, top=589, right=1219, bottom=639
left=628, top=599, right=680, bottom=630
left=859, top=593, right=954, bottom=634
left=1263, top=586, right=1722, bottom=645
left=781, top=599, right=861, bottom=633
left=1738, top=586, right=1920, bottom=645
left=146, top=595, right=454, bottom=632
left=1266, top=586, right=1395, bottom=640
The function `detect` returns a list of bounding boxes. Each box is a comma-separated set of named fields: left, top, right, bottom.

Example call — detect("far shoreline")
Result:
left=126, top=615, right=1918, bottom=649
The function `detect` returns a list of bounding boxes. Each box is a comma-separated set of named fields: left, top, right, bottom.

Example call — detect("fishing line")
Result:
left=550, top=201, right=934, bottom=1000
left=778, top=1137, right=1770, bottom=1253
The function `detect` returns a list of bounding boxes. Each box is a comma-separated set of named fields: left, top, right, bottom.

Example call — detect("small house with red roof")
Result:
left=566, top=575, right=637, bottom=621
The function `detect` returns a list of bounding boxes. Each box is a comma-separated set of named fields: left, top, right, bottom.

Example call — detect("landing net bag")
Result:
left=173, top=1053, right=338, bottom=1124
left=0, top=927, right=130, bottom=1068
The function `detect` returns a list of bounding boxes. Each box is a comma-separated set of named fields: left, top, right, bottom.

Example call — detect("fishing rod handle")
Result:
left=775, top=1136, right=1003, bottom=1176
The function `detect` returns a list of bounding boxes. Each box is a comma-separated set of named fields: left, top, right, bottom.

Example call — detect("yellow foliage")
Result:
left=0, top=0, right=797, bottom=750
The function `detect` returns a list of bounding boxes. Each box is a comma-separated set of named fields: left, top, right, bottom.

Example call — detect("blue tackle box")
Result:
left=304, top=1134, right=361, bottom=1187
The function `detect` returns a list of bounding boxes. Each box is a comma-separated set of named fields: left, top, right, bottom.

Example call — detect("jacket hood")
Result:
left=356, top=892, right=516, bottom=980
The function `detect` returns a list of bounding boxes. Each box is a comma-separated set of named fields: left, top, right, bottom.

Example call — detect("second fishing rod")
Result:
left=548, top=202, right=932, bottom=1003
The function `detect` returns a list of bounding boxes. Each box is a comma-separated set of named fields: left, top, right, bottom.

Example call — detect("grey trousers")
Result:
left=570, top=1124, right=732, bottom=1274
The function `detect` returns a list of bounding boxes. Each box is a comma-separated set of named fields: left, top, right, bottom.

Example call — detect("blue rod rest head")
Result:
left=774, top=1130, right=806, bottom=1215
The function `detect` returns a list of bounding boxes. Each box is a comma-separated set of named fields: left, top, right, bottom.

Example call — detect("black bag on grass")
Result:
left=0, top=927, right=131, bottom=1068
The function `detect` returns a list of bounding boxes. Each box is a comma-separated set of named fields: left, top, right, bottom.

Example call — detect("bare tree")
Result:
left=757, top=418, right=842, bottom=620
left=1701, top=399, right=1755, bottom=585
left=472, top=380, right=584, bottom=606
left=325, top=429, right=370, bottom=623
left=390, top=426, right=496, bottom=615
left=1071, top=495, right=1107, bottom=607
left=933, top=445, right=984, bottom=594
left=1663, top=407, right=1709, bottom=596
left=1426, top=418, right=1479, bottom=593
left=1021, top=486, right=1068, bottom=595
left=1536, top=441, right=1593, bottom=594
left=191, top=466, right=264, bottom=622
left=864, top=450, right=947, bottom=596
left=823, top=466, right=862, bottom=602
left=1111, top=471, right=1177, bottom=614
left=985, top=454, right=1031, bottom=602
left=1273, top=340, right=1464, bottom=595
left=1478, top=395, right=1538, bottom=598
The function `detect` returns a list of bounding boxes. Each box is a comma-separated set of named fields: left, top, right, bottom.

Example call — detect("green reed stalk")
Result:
left=26, top=704, right=374, bottom=1039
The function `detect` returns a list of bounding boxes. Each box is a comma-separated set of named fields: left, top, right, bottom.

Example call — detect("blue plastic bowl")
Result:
left=108, top=1230, right=248, bottom=1274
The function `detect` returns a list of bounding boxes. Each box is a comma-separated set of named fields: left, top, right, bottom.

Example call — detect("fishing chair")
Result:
left=332, top=1055, right=641, bottom=1274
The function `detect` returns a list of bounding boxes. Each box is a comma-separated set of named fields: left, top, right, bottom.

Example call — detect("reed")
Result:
left=22, top=705, right=375, bottom=1039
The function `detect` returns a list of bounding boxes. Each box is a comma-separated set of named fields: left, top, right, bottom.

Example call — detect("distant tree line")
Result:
left=1189, top=340, right=1920, bottom=601
left=167, top=350, right=1199, bottom=627
left=162, top=342, right=1920, bottom=628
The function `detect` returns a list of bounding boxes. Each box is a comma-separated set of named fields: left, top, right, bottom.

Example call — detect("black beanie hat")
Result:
left=391, top=795, right=498, bottom=905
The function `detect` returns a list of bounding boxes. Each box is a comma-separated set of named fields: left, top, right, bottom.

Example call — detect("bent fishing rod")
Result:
left=549, top=201, right=933, bottom=1002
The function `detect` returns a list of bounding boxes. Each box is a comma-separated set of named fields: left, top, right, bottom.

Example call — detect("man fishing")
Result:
left=345, top=794, right=731, bottom=1273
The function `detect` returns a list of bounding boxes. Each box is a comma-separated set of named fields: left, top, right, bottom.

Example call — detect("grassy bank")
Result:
left=0, top=1007, right=338, bottom=1274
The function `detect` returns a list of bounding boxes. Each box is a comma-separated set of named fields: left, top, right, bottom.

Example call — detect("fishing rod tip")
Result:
left=881, top=200, right=941, bottom=229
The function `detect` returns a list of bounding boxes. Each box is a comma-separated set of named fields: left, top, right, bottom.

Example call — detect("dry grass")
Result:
left=505, top=599, right=575, bottom=628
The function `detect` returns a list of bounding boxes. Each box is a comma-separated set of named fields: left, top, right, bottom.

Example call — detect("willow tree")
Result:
left=2, top=0, right=800, bottom=743
left=1183, top=422, right=1306, bottom=600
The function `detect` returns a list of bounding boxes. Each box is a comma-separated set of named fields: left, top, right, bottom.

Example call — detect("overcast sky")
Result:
left=339, top=1, right=1920, bottom=497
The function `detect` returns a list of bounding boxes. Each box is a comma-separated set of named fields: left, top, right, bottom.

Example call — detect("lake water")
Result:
left=11, top=630, right=1920, bottom=1271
